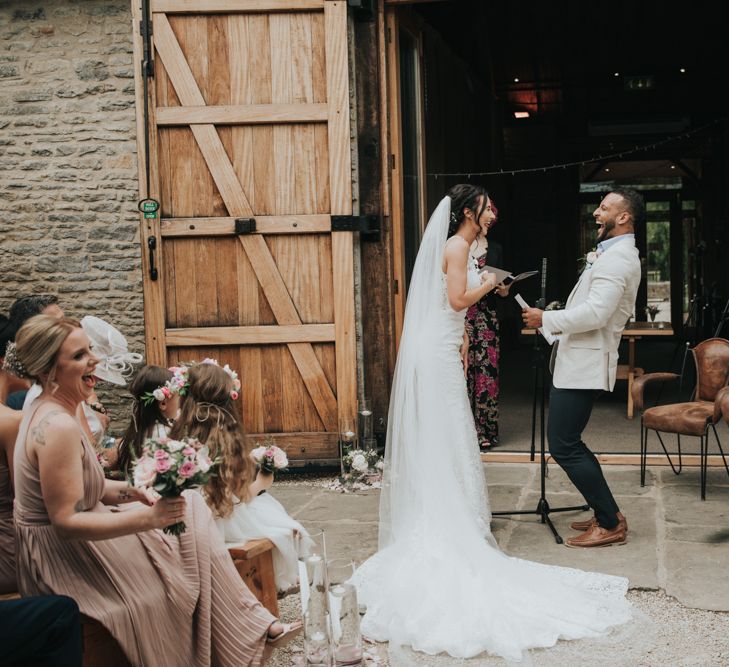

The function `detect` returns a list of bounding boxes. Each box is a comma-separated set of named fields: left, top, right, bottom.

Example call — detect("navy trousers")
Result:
left=547, top=385, right=621, bottom=529
left=0, top=595, right=82, bottom=666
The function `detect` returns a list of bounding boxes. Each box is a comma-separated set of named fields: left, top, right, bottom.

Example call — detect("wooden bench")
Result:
left=228, top=538, right=279, bottom=617
left=1, top=539, right=278, bottom=666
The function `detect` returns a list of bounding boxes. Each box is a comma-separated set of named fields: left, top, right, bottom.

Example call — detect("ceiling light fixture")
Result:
left=670, top=165, right=676, bottom=169
left=679, top=68, right=686, bottom=73
left=514, top=111, right=530, bottom=119
left=513, top=77, right=520, bottom=83
left=614, top=72, right=620, bottom=77
left=604, top=168, right=611, bottom=172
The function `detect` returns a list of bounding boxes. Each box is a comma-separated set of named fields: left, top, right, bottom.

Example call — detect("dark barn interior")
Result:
left=360, top=0, right=729, bottom=453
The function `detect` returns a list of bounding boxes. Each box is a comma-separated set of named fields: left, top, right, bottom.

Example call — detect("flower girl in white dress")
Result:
left=117, top=364, right=185, bottom=476
left=171, top=361, right=313, bottom=592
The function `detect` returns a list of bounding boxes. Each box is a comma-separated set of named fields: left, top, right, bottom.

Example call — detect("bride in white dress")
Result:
left=351, top=186, right=633, bottom=661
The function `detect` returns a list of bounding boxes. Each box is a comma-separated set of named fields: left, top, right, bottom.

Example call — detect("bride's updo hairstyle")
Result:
left=446, top=183, right=489, bottom=238
left=14, top=314, right=81, bottom=385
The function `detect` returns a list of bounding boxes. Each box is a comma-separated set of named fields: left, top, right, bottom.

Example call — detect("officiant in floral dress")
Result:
left=465, top=205, right=508, bottom=451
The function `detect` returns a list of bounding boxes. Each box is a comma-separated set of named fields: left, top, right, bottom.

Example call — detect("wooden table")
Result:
left=620, top=322, right=673, bottom=419
left=521, top=321, right=674, bottom=419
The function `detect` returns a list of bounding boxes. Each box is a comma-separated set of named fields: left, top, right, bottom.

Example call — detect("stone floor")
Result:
left=267, top=462, right=729, bottom=665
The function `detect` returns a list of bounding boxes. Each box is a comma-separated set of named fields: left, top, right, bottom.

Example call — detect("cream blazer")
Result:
left=542, top=236, right=641, bottom=391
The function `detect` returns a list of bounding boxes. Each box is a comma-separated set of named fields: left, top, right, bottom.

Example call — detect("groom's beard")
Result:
left=596, top=217, right=616, bottom=242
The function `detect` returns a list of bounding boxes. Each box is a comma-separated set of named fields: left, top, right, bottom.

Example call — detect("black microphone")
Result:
left=537, top=257, right=547, bottom=309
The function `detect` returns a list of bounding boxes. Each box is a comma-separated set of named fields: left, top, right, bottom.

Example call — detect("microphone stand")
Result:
left=492, top=258, right=589, bottom=544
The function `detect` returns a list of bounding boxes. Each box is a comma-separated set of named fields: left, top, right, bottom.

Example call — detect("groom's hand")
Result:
left=522, top=307, right=544, bottom=328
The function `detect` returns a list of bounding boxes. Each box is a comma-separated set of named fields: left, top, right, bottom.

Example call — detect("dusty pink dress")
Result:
left=0, top=457, right=15, bottom=593
left=13, top=401, right=275, bottom=667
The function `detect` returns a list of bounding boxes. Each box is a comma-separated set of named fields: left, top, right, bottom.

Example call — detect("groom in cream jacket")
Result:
left=523, top=189, right=643, bottom=548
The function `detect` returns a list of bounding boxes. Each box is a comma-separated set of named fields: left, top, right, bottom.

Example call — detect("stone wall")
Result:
left=0, top=1, right=144, bottom=432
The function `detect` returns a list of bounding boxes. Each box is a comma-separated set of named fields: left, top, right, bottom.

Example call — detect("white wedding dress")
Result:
left=350, top=197, right=633, bottom=662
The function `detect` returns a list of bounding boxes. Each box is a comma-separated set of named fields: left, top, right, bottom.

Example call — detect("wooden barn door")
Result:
left=131, top=0, right=355, bottom=464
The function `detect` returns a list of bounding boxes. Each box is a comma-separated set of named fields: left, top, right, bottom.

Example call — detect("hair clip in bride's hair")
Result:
left=199, top=358, right=242, bottom=400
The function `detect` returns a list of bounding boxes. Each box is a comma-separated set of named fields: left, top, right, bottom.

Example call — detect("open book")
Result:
left=478, top=265, right=539, bottom=286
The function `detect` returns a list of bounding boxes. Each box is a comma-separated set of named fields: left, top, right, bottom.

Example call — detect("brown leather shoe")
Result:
left=565, top=523, right=626, bottom=548
left=570, top=512, right=628, bottom=533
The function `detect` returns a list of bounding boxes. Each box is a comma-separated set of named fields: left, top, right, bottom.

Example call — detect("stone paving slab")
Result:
left=273, top=463, right=729, bottom=613
left=268, top=463, right=729, bottom=666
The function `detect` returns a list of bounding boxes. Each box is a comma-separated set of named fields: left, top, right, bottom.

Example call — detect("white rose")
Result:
left=375, top=460, right=384, bottom=471
left=167, top=439, right=185, bottom=452
left=133, top=457, right=157, bottom=488
left=272, top=449, right=288, bottom=468
left=585, top=251, right=598, bottom=265
left=152, top=388, right=165, bottom=401
left=196, top=446, right=212, bottom=473
left=351, top=454, right=368, bottom=473
left=250, top=446, right=266, bottom=463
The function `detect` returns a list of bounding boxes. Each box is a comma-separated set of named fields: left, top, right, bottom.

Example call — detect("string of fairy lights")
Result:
left=427, top=117, right=727, bottom=179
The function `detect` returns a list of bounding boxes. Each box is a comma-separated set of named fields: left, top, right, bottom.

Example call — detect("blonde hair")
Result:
left=15, top=315, right=81, bottom=385
left=169, top=362, right=252, bottom=518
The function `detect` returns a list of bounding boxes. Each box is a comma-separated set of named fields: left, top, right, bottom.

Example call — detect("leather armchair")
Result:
left=631, top=337, right=729, bottom=499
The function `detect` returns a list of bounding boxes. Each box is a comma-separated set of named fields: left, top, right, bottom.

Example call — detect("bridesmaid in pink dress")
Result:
left=12, top=315, right=300, bottom=667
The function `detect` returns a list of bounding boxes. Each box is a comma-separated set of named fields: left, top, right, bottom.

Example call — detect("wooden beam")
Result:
left=152, top=0, right=325, bottom=12
left=132, top=2, right=167, bottom=365
left=244, top=431, right=339, bottom=459
left=332, top=231, right=357, bottom=434
left=166, top=324, right=335, bottom=346
left=480, top=452, right=729, bottom=467
left=161, top=215, right=331, bottom=236
left=156, top=103, right=328, bottom=126
left=324, top=0, right=352, bottom=215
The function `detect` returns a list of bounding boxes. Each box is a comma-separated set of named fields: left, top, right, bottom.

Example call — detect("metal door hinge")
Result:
left=331, top=214, right=380, bottom=242
left=235, top=218, right=256, bottom=234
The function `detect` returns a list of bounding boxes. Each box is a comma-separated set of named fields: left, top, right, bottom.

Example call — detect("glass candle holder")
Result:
left=358, top=398, right=373, bottom=442
left=330, top=583, right=363, bottom=666
left=298, top=530, right=327, bottom=610
left=303, top=555, right=333, bottom=666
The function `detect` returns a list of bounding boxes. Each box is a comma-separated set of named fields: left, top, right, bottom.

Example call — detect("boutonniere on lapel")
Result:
left=578, top=247, right=601, bottom=271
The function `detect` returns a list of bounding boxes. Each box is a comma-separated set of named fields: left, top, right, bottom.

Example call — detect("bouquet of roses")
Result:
left=250, top=443, right=289, bottom=475
left=130, top=436, right=218, bottom=535
left=342, top=448, right=381, bottom=476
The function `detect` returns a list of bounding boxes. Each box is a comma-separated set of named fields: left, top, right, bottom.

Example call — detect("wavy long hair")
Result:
left=169, top=363, right=251, bottom=518
left=117, top=365, right=174, bottom=475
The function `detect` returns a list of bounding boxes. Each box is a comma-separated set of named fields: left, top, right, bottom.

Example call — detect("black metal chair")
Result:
left=632, top=337, right=729, bottom=499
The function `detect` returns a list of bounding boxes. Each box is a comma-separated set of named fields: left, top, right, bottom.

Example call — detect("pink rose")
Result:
left=179, top=461, right=197, bottom=478
left=162, top=386, right=171, bottom=398
left=182, top=447, right=196, bottom=457
left=155, top=458, right=172, bottom=473
left=154, top=449, right=169, bottom=460
left=230, top=390, right=239, bottom=400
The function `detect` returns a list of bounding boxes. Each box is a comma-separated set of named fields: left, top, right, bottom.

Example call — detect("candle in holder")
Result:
left=342, top=430, right=355, bottom=442
left=305, top=630, right=332, bottom=666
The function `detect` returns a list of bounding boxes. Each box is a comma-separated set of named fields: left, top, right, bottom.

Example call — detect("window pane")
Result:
left=646, top=219, right=671, bottom=322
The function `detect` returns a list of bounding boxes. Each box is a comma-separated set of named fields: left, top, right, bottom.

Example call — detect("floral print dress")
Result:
left=465, top=252, right=500, bottom=448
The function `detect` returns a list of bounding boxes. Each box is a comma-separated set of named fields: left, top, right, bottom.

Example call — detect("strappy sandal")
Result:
left=266, top=621, right=303, bottom=649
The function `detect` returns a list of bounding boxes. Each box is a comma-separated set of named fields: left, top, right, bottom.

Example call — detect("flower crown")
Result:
left=200, top=358, right=241, bottom=400
left=140, top=365, right=189, bottom=407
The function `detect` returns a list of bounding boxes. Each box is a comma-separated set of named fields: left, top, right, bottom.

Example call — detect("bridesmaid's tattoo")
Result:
left=118, top=489, right=132, bottom=501
left=74, top=499, right=85, bottom=512
left=30, top=410, right=66, bottom=446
